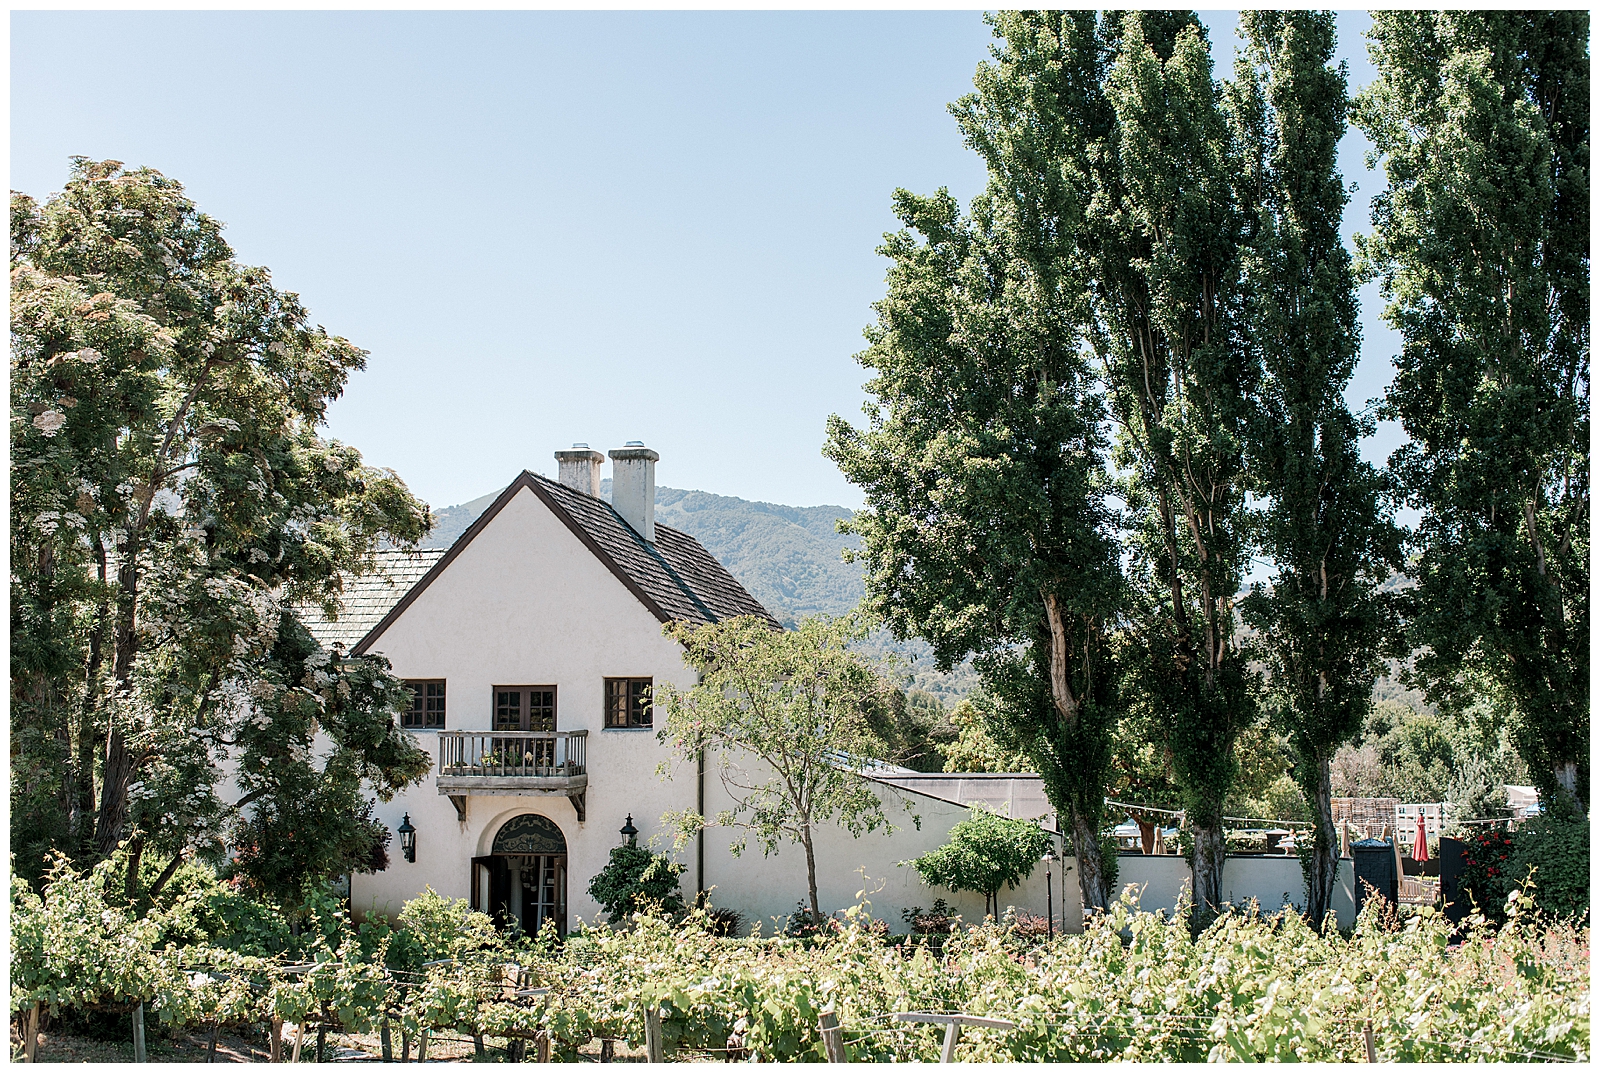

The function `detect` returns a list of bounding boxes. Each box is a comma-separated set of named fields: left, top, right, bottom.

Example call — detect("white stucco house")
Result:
left=305, top=441, right=1342, bottom=936
left=307, top=443, right=1076, bottom=936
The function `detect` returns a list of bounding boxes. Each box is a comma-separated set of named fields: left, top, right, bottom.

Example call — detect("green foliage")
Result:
left=1354, top=11, right=1590, bottom=813
left=1081, top=10, right=1262, bottom=919
left=825, top=10, right=1127, bottom=913
left=9, top=158, right=433, bottom=894
left=586, top=844, right=688, bottom=926
left=939, top=695, right=1028, bottom=774
left=1331, top=698, right=1527, bottom=809
left=10, top=869, right=1590, bottom=1063
left=910, top=808, right=1053, bottom=916
left=1457, top=828, right=1518, bottom=925
left=1228, top=10, right=1403, bottom=926
left=656, top=614, right=907, bottom=922
left=1508, top=817, right=1590, bottom=923
left=386, top=887, right=506, bottom=975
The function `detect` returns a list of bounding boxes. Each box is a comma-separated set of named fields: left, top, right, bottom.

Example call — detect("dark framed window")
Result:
left=605, top=678, right=652, bottom=728
left=403, top=680, right=446, bottom=729
left=494, top=686, right=557, bottom=731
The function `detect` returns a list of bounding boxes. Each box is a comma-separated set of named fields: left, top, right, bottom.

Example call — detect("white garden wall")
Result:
left=1116, top=854, right=1356, bottom=928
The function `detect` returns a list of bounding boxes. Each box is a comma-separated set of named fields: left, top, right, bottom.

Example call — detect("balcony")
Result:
left=437, top=730, right=588, bottom=821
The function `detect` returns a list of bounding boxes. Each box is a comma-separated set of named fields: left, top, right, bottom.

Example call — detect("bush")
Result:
left=1508, top=816, right=1590, bottom=922
left=1458, top=827, right=1517, bottom=922
left=901, top=897, right=959, bottom=936
left=911, top=807, right=1052, bottom=917
left=586, top=845, right=687, bottom=926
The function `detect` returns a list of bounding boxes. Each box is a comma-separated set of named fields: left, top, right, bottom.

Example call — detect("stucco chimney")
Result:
left=609, top=441, right=658, bottom=542
left=555, top=443, right=604, bottom=497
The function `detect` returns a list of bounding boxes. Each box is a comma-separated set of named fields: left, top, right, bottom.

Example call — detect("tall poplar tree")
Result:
left=1354, top=13, right=1590, bottom=814
left=826, top=10, right=1124, bottom=910
left=1231, top=12, right=1401, bottom=925
left=1086, top=11, right=1258, bottom=922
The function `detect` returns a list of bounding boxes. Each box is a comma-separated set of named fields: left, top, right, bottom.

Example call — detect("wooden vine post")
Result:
left=819, top=1010, right=846, bottom=1062
left=132, top=1000, right=147, bottom=1063
left=22, top=1003, right=41, bottom=1063
left=289, top=1020, right=307, bottom=1064
left=892, top=1012, right=1016, bottom=1063
left=644, top=1005, right=664, bottom=1063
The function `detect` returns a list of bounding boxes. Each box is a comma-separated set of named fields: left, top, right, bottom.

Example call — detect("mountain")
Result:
left=421, top=478, right=977, bottom=704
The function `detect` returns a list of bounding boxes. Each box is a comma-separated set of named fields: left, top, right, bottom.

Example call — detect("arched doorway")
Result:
left=472, top=813, right=567, bottom=937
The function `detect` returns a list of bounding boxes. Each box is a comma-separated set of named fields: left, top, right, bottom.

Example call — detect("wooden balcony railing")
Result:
left=439, top=730, right=587, bottom=778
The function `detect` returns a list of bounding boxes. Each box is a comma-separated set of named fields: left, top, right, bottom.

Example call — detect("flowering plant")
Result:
left=1458, top=828, right=1516, bottom=921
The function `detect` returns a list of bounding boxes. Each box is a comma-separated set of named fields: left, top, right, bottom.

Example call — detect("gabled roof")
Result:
left=334, top=471, right=777, bottom=656
left=303, top=548, right=447, bottom=651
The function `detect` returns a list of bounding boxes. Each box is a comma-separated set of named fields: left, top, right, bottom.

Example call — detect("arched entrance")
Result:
left=472, top=813, right=567, bottom=937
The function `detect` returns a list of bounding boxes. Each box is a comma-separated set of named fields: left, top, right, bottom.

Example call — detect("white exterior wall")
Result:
left=700, top=756, right=1083, bottom=936
left=1117, top=854, right=1357, bottom=928
left=350, top=486, right=699, bottom=923
left=346, top=481, right=1084, bottom=936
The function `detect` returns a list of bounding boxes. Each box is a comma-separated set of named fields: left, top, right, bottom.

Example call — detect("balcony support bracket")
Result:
left=448, top=795, right=468, bottom=822
left=568, top=791, right=586, bottom=823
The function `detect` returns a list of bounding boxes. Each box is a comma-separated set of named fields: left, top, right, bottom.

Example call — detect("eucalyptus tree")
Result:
left=1230, top=13, right=1401, bottom=925
left=11, top=159, right=432, bottom=899
left=1354, top=13, right=1590, bottom=815
left=1085, top=11, right=1258, bottom=922
left=826, top=10, right=1125, bottom=911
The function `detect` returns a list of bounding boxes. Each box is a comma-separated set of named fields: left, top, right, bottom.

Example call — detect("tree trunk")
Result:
left=801, top=825, right=821, bottom=924
left=94, top=558, right=141, bottom=857
left=1553, top=759, right=1584, bottom=816
left=1072, top=808, right=1108, bottom=912
left=1190, top=822, right=1226, bottom=926
left=124, top=834, right=145, bottom=903
left=1303, top=754, right=1338, bottom=927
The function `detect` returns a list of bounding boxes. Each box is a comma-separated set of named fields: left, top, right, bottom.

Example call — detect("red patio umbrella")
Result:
left=1413, top=812, right=1429, bottom=862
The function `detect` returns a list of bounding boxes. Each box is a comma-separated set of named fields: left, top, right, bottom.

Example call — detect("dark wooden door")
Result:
left=471, top=854, right=512, bottom=926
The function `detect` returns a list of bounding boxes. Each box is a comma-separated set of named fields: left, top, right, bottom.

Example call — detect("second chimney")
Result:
left=609, top=441, right=658, bottom=542
left=555, top=443, right=605, bottom=497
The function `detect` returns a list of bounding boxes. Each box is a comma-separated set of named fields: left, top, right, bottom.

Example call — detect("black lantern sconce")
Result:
left=620, top=814, right=638, bottom=847
left=397, top=813, right=417, bottom=863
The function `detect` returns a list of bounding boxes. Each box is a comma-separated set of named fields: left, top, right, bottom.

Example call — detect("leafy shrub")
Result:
left=1508, top=816, right=1590, bottom=922
left=1458, top=827, right=1517, bottom=922
left=1004, top=908, right=1053, bottom=942
left=585, top=844, right=687, bottom=925
left=385, top=886, right=505, bottom=973
left=901, top=897, right=959, bottom=936
left=911, top=807, right=1052, bottom=916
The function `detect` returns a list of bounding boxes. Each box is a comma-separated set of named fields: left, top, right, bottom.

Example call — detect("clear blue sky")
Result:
left=11, top=10, right=1401, bottom=513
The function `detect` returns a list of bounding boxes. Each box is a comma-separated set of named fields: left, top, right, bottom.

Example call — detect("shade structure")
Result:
left=1413, top=812, right=1429, bottom=862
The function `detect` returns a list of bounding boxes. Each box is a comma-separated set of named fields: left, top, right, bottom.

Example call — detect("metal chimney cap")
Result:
left=624, top=439, right=646, bottom=447
left=572, top=442, right=589, bottom=449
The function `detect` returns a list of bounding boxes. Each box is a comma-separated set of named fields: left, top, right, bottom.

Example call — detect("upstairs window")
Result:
left=403, top=680, right=446, bottom=729
left=605, top=677, right=652, bottom=728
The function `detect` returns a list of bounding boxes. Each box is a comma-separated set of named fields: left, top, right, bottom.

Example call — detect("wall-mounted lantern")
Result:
left=398, top=813, right=417, bottom=863
left=620, top=814, right=638, bottom=847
